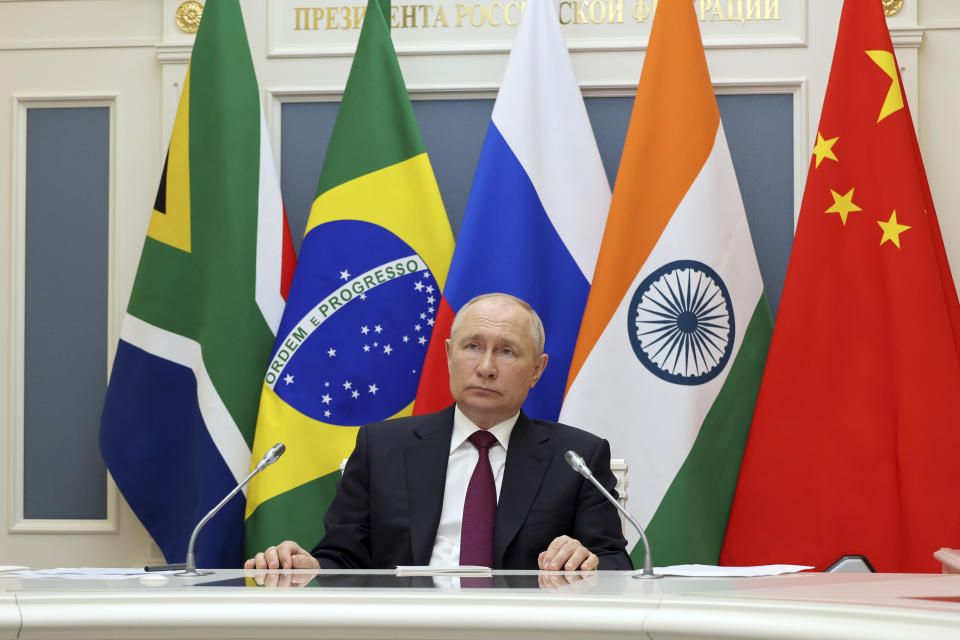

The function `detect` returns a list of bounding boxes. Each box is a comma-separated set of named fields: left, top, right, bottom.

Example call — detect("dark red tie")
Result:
left=460, top=430, right=498, bottom=568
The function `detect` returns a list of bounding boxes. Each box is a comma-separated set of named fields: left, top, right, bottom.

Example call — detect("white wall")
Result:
left=918, top=1, right=960, bottom=288
left=0, top=0, right=164, bottom=568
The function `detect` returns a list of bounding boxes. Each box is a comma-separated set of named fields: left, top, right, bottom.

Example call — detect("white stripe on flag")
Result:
left=120, top=314, right=253, bottom=489
left=491, top=0, right=609, bottom=283
left=255, top=109, right=286, bottom=334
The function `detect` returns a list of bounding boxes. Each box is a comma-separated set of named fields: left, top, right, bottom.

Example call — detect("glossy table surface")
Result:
left=3, top=569, right=960, bottom=639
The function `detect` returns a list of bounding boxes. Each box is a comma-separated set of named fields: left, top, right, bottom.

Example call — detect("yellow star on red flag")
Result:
left=813, top=132, right=839, bottom=168
left=825, top=188, right=862, bottom=226
left=877, top=210, right=910, bottom=248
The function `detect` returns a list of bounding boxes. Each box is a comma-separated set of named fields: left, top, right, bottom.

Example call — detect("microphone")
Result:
left=564, top=450, right=661, bottom=579
left=176, top=443, right=286, bottom=577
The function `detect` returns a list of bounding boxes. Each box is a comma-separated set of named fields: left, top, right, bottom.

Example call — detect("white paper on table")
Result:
left=395, top=565, right=492, bottom=576
left=11, top=568, right=173, bottom=580
left=656, top=564, right=813, bottom=577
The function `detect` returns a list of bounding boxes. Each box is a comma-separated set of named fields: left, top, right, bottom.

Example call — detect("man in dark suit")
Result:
left=246, top=293, right=631, bottom=571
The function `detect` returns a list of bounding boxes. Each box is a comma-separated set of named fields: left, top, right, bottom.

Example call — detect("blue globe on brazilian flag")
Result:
left=266, top=221, right=440, bottom=427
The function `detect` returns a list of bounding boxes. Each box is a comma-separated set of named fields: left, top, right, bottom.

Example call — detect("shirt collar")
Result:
left=451, top=405, right=518, bottom=454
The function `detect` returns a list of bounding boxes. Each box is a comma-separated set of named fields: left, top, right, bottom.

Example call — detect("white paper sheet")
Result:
left=395, top=565, right=493, bottom=576
left=11, top=568, right=175, bottom=580
left=656, top=564, right=813, bottom=577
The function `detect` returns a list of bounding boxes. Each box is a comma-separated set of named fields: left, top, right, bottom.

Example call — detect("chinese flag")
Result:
left=720, top=0, right=960, bottom=573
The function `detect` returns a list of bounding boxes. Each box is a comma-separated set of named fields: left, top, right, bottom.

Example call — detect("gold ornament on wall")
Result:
left=882, top=0, right=904, bottom=17
left=176, top=1, right=204, bottom=34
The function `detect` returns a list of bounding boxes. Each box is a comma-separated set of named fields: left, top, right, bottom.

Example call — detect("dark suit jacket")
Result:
left=310, top=406, right=633, bottom=570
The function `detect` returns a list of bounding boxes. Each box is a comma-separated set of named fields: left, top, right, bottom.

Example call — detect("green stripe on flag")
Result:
left=313, top=0, right=424, bottom=197
left=640, top=294, right=773, bottom=567
left=245, top=472, right=341, bottom=553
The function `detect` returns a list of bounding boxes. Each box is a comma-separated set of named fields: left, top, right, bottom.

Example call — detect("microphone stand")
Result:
left=176, top=443, right=285, bottom=577
left=565, top=451, right=662, bottom=579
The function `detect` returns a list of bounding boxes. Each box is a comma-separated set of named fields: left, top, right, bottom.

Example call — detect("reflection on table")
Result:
left=2, top=569, right=960, bottom=639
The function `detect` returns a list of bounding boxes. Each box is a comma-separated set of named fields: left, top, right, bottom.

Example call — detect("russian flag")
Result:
left=413, top=0, right=609, bottom=420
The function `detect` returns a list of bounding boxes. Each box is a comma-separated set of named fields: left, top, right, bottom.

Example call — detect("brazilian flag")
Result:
left=243, top=0, right=454, bottom=555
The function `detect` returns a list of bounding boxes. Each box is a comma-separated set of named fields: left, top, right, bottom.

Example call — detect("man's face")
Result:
left=445, top=297, right=548, bottom=429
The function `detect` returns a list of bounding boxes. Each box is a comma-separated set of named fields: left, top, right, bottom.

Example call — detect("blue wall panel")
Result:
left=24, top=106, right=109, bottom=519
left=281, top=94, right=793, bottom=314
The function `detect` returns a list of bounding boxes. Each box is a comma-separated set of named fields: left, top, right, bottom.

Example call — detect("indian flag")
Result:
left=559, top=0, right=772, bottom=566
left=243, top=0, right=454, bottom=556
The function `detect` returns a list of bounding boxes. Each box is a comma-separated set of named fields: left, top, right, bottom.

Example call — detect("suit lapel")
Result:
left=494, top=412, right=551, bottom=567
left=404, top=406, right=454, bottom=565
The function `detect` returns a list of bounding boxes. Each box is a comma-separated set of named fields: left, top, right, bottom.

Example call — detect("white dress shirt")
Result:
left=428, top=405, right=518, bottom=567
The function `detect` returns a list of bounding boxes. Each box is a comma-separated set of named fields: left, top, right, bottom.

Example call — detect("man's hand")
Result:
left=249, top=568, right=319, bottom=588
left=243, top=540, right=321, bottom=570
left=538, top=571, right=599, bottom=590
left=537, top=535, right=599, bottom=571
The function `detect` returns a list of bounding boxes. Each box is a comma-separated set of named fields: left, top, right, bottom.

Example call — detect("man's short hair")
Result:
left=449, top=293, right=546, bottom=356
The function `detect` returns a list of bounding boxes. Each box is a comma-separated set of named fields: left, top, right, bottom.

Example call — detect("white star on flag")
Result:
left=414, top=281, right=424, bottom=291
left=339, top=269, right=350, bottom=281
left=383, top=345, right=393, bottom=355
left=321, top=394, right=332, bottom=405
left=368, top=384, right=379, bottom=394
left=351, top=390, right=360, bottom=399
left=343, top=381, right=352, bottom=390
left=327, top=348, right=336, bottom=357
left=361, top=326, right=370, bottom=335
left=374, top=325, right=383, bottom=333
left=283, top=374, right=294, bottom=385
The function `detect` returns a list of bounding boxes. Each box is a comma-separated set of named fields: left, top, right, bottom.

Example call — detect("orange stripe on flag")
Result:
left=566, top=1, right=720, bottom=389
